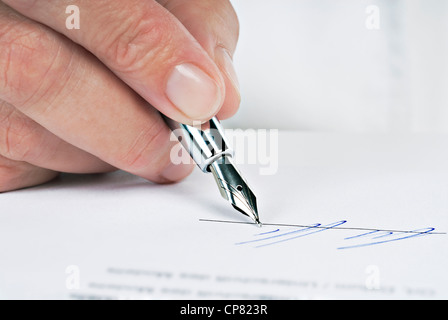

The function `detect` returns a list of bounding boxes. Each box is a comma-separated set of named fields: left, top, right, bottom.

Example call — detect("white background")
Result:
left=225, top=0, right=448, bottom=132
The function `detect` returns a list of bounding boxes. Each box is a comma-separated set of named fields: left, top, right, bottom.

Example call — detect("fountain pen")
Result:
left=163, top=116, right=261, bottom=226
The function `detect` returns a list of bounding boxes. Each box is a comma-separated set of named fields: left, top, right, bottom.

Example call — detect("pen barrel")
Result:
left=162, top=116, right=234, bottom=172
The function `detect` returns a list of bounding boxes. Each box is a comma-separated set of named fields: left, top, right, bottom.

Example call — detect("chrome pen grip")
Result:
left=162, top=116, right=234, bottom=172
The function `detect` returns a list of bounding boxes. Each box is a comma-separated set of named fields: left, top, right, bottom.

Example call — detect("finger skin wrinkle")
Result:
left=97, top=7, right=176, bottom=76
left=0, top=35, right=11, bottom=92
left=0, top=20, right=64, bottom=111
left=0, top=101, right=15, bottom=157
left=159, top=0, right=240, bottom=53
left=31, top=42, right=82, bottom=118
left=116, top=116, right=167, bottom=172
left=0, top=102, right=42, bottom=161
left=0, top=18, right=25, bottom=99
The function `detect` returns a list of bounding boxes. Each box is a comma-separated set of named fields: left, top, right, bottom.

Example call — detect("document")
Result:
left=0, top=132, right=447, bottom=299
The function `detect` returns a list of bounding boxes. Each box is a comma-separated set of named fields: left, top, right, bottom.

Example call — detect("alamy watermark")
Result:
left=365, top=265, right=381, bottom=290
left=365, top=5, right=380, bottom=30
left=65, top=265, right=81, bottom=290
left=169, top=128, right=279, bottom=176
left=65, top=5, right=80, bottom=30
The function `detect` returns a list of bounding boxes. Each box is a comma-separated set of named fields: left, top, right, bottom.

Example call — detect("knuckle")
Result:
left=116, top=119, right=168, bottom=172
left=0, top=21, right=63, bottom=108
left=100, top=14, right=175, bottom=73
left=0, top=104, right=38, bottom=161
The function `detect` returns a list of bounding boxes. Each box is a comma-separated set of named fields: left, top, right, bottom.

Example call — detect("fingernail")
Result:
left=218, top=48, right=240, bottom=98
left=166, top=63, right=223, bottom=121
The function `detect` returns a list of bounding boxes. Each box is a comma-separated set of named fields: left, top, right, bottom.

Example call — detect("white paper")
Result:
left=1, top=132, right=447, bottom=299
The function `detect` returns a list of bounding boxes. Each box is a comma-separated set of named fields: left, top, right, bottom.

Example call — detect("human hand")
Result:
left=0, top=0, right=240, bottom=192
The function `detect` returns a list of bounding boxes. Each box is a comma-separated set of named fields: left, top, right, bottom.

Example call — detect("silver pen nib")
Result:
left=209, top=156, right=261, bottom=226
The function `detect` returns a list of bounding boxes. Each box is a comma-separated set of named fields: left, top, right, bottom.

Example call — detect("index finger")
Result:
left=3, top=0, right=227, bottom=124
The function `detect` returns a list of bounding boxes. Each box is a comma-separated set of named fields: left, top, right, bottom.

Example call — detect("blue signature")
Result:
left=338, top=227, right=435, bottom=250
left=235, top=220, right=438, bottom=250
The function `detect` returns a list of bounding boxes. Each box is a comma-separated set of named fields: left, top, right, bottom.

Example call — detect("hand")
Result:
left=0, top=0, right=240, bottom=192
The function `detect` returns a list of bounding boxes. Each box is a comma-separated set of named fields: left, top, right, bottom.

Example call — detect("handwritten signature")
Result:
left=234, top=220, right=438, bottom=250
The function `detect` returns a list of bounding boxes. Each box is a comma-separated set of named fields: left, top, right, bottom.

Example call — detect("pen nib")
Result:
left=209, top=156, right=261, bottom=226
